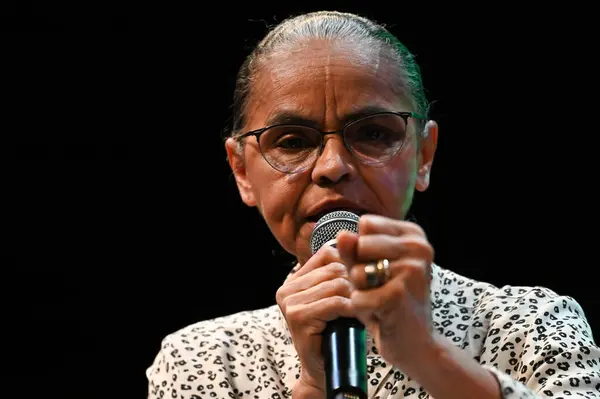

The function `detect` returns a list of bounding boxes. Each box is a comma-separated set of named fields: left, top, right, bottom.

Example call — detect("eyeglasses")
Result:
left=235, top=111, right=426, bottom=174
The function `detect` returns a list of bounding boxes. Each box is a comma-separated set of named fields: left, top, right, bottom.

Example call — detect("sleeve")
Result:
left=479, top=291, right=600, bottom=398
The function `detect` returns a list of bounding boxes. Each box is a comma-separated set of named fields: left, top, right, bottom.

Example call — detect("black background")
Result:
left=4, top=2, right=599, bottom=398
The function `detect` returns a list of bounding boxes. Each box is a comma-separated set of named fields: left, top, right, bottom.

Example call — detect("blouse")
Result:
left=146, top=264, right=600, bottom=398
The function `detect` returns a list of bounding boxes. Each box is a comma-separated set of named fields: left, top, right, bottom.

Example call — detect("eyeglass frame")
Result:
left=234, top=111, right=427, bottom=173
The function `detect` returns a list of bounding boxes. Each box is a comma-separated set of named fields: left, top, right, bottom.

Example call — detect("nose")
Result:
left=311, top=136, right=356, bottom=185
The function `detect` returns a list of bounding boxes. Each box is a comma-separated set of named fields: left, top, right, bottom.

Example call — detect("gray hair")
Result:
left=228, top=11, right=429, bottom=138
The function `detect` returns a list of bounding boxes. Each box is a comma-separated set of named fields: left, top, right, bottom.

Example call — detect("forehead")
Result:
left=247, top=39, right=410, bottom=128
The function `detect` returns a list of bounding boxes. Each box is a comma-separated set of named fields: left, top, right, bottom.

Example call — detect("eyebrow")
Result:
left=265, top=105, right=395, bottom=128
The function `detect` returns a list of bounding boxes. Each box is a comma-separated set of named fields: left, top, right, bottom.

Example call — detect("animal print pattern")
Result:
left=146, top=264, right=600, bottom=398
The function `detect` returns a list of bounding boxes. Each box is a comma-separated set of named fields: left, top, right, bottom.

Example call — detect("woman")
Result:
left=146, top=11, right=599, bottom=399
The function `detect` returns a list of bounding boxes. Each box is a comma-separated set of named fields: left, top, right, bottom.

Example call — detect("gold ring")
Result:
left=364, top=259, right=391, bottom=288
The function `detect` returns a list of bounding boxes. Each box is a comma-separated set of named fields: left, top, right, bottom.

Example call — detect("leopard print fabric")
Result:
left=146, top=264, right=600, bottom=398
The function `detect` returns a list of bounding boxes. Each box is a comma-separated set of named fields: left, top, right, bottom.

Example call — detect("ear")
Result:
left=225, top=138, right=257, bottom=207
left=415, top=120, right=438, bottom=192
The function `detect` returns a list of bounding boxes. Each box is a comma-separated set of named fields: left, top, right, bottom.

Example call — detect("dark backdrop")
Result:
left=4, top=2, right=598, bottom=398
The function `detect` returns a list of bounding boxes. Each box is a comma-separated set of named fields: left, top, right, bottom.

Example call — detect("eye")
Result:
left=358, top=127, right=391, bottom=141
left=265, top=127, right=320, bottom=151
left=353, top=125, right=395, bottom=142
left=275, top=134, right=313, bottom=149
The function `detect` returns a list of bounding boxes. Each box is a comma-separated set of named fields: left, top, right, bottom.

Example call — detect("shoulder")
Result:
left=464, top=271, right=593, bottom=338
left=166, top=305, right=286, bottom=341
left=146, top=305, right=297, bottom=399
left=471, top=280, right=597, bottom=354
left=430, top=263, right=588, bottom=319
left=432, top=265, right=600, bottom=396
left=146, top=305, right=294, bottom=399
left=473, top=282, right=599, bottom=395
left=431, top=264, right=597, bottom=351
left=429, top=263, right=499, bottom=309
left=151, top=304, right=289, bottom=363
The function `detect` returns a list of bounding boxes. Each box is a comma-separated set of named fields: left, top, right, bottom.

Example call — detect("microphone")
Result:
left=309, top=210, right=367, bottom=399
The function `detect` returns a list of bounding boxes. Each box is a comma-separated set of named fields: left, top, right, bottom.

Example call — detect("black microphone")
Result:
left=309, top=210, right=367, bottom=399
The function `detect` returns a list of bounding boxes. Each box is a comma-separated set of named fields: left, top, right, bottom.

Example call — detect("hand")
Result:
left=336, top=214, right=434, bottom=372
left=275, top=245, right=355, bottom=395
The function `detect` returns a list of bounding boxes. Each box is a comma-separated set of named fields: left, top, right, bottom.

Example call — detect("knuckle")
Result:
left=358, top=216, right=369, bottom=232
left=390, top=281, right=406, bottom=300
left=407, top=222, right=426, bottom=237
left=320, top=245, right=337, bottom=259
left=332, top=277, right=353, bottom=296
left=404, top=236, right=434, bottom=258
left=420, top=241, right=434, bottom=262
left=325, top=262, right=347, bottom=278
left=280, top=296, right=293, bottom=313
left=403, top=235, right=425, bottom=248
left=400, top=260, right=430, bottom=282
left=369, top=294, right=387, bottom=311
left=275, top=286, right=287, bottom=306
left=405, top=261, right=423, bottom=275
left=285, top=305, right=303, bottom=324
left=319, top=279, right=336, bottom=296
left=330, top=295, right=350, bottom=312
left=358, top=215, right=377, bottom=233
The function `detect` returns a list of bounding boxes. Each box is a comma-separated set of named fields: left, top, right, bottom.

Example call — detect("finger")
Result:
left=400, top=260, right=430, bottom=303
left=283, top=277, right=354, bottom=307
left=350, top=278, right=404, bottom=326
left=286, top=296, right=355, bottom=326
left=349, top=258, right=428, bottom=293
left=277, top=262, right=348, bottom=305
left=350, top=268, right=412, bottom=324
left=289, top=245, right=341, bottom=280
left=354, top=234, right=434, bottom=264
left=359, top=214, right=425, bottom=237
left=336, top=230, right=359, bottom=267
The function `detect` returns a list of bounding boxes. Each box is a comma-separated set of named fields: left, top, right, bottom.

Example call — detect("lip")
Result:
left=304, top=198, right=369, bottom=222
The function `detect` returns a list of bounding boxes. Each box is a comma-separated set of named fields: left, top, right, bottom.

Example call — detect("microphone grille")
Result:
left=309, top=210, right=359, bottom=254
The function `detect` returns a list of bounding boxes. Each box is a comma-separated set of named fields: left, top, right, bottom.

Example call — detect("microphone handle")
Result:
left=322, top=317, right=368, bottom=399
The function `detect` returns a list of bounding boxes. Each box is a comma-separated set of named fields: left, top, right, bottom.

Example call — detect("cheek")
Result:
left=249, top=170, right=309, bottom=255
left=247, top=159, right=306, bottom=224
left=365, top=153, right=418, bottom=217
left=379, top=167, right=414, bottom=202
left=257, top=178, right=295, bottom=220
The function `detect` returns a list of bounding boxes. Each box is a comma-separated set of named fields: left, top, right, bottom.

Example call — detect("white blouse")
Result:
left=146, top=264, right=600, bottom=398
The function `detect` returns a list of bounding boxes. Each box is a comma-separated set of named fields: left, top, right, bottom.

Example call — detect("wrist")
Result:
left=399, top=334, right=444, bottom=380
left=403, top=335, right=501, bottom=399
left=292, top=371, right=325, bottom=399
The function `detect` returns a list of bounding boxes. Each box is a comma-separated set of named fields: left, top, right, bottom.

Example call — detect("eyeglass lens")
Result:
left=259, top=113, right=408, bottom=173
